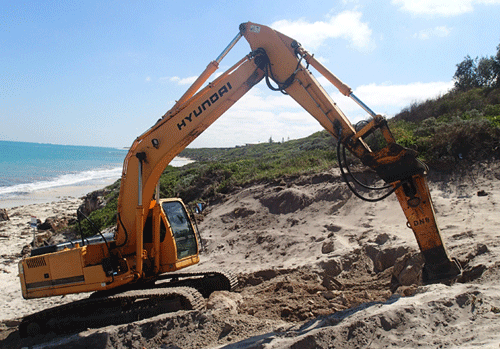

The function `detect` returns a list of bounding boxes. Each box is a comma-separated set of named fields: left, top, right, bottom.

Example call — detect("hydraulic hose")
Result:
left=336, top=140, right=400, bottom=202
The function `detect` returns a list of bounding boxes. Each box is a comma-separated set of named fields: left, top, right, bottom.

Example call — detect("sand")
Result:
left=1, top=163, right=500, bottom=348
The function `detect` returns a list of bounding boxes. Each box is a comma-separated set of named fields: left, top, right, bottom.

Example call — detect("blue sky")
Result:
left=1, top=0, right=499, bottom=148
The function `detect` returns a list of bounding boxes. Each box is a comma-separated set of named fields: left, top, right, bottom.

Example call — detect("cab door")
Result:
left=161, top=200, right=199, bottom=269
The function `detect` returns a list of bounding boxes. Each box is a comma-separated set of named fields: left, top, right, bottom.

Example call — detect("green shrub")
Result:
left=76, top=83, right=500, bottom=235
left=418, top=118, right=500, bottom=164
left=74, top=194, right=119, bottom=238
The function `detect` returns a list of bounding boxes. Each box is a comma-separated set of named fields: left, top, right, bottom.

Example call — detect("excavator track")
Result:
left=18, top=270, right=236, bottom=337
left=154, top=269, right=238, bottom=297
left=19, top=286, right=205, bottom=337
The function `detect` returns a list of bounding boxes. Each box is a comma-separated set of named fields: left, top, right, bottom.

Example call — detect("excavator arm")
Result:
left=116, top=22, right=460, bottom=282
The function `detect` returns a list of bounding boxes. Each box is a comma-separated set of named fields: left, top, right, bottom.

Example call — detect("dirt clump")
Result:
left=237, top=263, right=394, bottom=324
left=259, top=187, right=313, bottom=214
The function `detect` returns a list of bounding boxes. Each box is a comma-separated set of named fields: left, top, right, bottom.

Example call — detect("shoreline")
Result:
left=0, top=178, right=118, bottom=210
left=0, top=156, right=194, bottom=210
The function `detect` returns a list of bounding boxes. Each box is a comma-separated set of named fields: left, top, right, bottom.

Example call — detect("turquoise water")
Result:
left=0, top=140, right=127, bottom=199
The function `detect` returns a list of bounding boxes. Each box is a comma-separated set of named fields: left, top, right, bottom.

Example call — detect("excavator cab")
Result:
left=142, top=198, right=200, bottom=274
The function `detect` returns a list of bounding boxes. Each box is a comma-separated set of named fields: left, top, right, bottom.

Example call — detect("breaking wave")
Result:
left=0, top=166, right=123, bottom=198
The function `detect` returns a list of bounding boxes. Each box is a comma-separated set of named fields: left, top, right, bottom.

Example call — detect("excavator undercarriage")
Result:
left=20, top=270, right=236, bottom=337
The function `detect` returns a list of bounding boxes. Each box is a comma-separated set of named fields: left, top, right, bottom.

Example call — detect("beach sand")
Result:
left=0, top=181, right=120, bottom=325
left=1, top=164, right=500, bottom=348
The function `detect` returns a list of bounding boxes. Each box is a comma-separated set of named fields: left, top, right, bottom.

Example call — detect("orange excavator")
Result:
left=18, top=22, right=461, bottom=335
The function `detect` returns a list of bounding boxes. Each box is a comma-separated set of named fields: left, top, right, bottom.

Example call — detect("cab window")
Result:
left=162, top=201, right=197, bottom=259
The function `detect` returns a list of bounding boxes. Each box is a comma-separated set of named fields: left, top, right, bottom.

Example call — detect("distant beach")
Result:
left=169, top=156, right=194, bottom=168
left=0, top=141, right=194, bottom=209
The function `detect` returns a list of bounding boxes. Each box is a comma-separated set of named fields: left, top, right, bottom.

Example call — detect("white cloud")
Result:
left=163, top=76, right=198, bottom=85
left=413, top=26, right=452, bottom=40
left=160, top=73, right=224, bottom=87
left=188, top=80, right=454, bottom=148
left=188, top=86, right=322, bottom=147
left=392, top=0, right=500, bottom=16
left=271, top=10, right=375, bottom=52
left=315, top=56, right=330, bottom=64
left=230, top=87, right=299, bottom=112
left=354, top=81, right=453, bottom=109
left=327, top=81, right=454, bottom=121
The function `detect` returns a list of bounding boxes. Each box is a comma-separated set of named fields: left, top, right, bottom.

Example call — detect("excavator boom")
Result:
left=116, top=21, right=460, bottom=282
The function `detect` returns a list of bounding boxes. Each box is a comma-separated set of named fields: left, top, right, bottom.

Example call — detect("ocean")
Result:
left=0, top=141, right=193, bottom=208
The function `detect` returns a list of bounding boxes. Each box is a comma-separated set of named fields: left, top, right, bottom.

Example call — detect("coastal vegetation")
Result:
left=75, top=42, right=500, bottom=237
